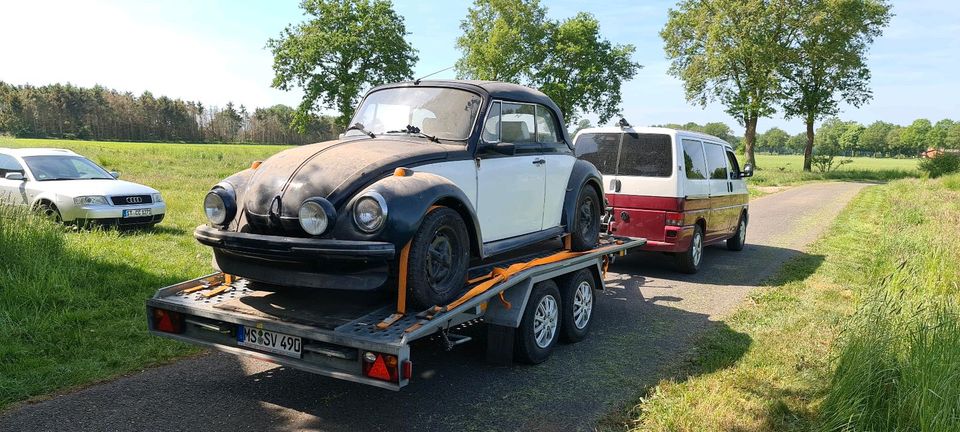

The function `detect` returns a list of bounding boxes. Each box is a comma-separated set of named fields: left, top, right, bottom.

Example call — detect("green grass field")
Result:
left=622, top=173, right=960, bottom=431
left=0, top=137, right=929, bottom=413
left=749, top=154, right=919, bottom=195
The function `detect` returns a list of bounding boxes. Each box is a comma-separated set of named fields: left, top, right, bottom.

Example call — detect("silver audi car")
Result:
left=0, top=147, right=166, bottom=227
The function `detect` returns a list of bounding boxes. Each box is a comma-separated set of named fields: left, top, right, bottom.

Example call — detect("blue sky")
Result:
left=1, top=0, right=957, bottom=135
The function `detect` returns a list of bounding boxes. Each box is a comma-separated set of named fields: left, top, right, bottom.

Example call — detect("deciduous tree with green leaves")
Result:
left=269, top=0, right=418, bottom=131
left=779, top=0, right=892, bottom=171
left=455, top=0, right=640, bottom=125
left=661, top=0, right=793, bottom=168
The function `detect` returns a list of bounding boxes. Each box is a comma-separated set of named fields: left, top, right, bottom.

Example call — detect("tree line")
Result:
left=0, top=82, right=338, bottom=145
left=755, top=118, right=960, bottom=157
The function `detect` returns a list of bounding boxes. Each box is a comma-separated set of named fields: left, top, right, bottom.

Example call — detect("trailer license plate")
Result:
left=122, top=208, right=151, bottom=218
left=237, top=326, right=302, bottom=358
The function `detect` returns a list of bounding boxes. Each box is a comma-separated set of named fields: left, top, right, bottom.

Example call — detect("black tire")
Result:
left=727, top=214, right=747, bottom=251
left=677, top=224, right=704, bottom=274
left=515, top=280, right=562, bottom=364
left=559, top=269, right=596, bottom=343
left=36, top=202, right=62, bottom=223
left=569, top=186, right=601, bottom=251
left=407, top=207, right=470, bottom=309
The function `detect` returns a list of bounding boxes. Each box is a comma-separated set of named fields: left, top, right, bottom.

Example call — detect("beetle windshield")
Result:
left=347, top=87, right=482, bottom=141
left=22, top=155, right=114, bottom=181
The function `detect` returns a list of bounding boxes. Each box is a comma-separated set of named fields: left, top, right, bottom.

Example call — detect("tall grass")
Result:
left=819, top=178, right=960, bottom=431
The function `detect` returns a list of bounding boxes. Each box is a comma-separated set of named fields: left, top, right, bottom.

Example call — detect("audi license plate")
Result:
left=237, top=325, right=302, bottom=358
left=122, top=208, right=152, bottom=218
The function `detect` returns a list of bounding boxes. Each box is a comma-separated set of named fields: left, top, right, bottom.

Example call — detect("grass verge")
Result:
left=616, top=173, right=960, bottom=431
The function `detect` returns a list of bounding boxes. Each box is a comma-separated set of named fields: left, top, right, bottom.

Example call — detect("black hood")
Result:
left=242, top=137, right=459, bottom=220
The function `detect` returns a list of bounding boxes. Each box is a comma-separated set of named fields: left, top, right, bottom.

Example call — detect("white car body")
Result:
left=0, top=148, right=166, bottom=226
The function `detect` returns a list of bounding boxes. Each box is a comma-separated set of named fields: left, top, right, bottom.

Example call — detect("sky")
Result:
left=1, top=0, right=957, bottom=136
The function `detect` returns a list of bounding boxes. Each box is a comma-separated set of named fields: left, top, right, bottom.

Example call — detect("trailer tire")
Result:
left=407, top=207, right=470, bottom=309
left=514, top=280, right=562, bottom=364
left=559, top=269, right=595, bottom=343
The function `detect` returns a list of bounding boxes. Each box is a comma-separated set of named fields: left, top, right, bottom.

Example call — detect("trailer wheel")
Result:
left=559, top=269, right=595, bottom=343
left=514, top=280, right=561, bottom=364
left=407, top=207, right=470, bottom=309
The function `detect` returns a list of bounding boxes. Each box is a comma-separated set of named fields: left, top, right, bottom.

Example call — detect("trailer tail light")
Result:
left=362, top=351, right=400, bottom=383
left=152, top=308, right=184, bottom=334
left=402, top=360, right=413, bottom=380
left=665, top=212, right=684, bottom=227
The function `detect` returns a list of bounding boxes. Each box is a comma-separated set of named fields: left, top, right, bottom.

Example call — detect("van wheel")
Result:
left=559, top=269, right=595, bottom=343
left=515, top=280, right=561, bottom=364
left=407, top=207, right=470, bottom=309
left=677, top=224, right=703, bottom=274
left=727, top=215, right=747, bottom=251
left=570, top=186, right=600, bottom=251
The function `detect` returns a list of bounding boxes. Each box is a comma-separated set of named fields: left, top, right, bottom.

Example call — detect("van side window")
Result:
left=704, top=143, right=729, bottom=180
left=725, top=150, right=741, bottom=178
left=0, top=154, right=24, bottom=177
left=618, top=133, right=672, bottom=177
left=574, top=133, right=619, bottom=175
left=681, top=139, right=707, bottom=180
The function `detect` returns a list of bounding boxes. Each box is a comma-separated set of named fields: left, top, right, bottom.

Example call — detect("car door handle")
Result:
left=532, top=158, right=546, bottom=166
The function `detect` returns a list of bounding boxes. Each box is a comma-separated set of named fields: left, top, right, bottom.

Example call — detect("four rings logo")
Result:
left=125, top=196, right=144, bottom=204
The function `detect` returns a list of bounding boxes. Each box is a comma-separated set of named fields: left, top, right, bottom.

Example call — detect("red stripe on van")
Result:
left=609, top=195, right=685, bottom=211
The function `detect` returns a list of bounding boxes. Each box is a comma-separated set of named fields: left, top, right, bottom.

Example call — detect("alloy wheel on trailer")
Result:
left=533, top=294, right=559, bottom=348
left=572, top=280, right=593, bottom=330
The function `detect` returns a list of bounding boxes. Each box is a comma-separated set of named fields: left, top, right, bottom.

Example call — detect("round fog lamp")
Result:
left=298, top=200, right=329, bottom=235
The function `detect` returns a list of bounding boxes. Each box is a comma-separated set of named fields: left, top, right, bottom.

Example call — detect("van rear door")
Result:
left=574, top=132, right=621, bottom=202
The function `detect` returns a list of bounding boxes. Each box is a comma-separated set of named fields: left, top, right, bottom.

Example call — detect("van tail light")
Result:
left=152, top=308, right=184, bottom=334
left=363, top=351, right=400, bottom=383
left=665, top=212, right=684, bottom=227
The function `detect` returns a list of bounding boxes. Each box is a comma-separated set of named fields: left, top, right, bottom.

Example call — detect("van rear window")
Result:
left=575, top=133, right=620, bottom=175
left=617, top=133, right=673, bottom=177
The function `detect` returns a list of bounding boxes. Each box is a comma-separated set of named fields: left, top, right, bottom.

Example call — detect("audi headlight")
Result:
left=353, top=192, right=387, bottom=233
left=152, top=193, right=164, bottom=203
left=203, top=188, right=236, bottom=226
left=299, top=198, right=336, bottom=236
left=74, top=196, right=108, bottom=207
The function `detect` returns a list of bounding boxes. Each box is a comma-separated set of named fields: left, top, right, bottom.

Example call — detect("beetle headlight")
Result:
left=299, top=198, right=336, bottom=236
left=203, top=187, right=236, bottom=226
left=74, top=196, right=108, bottom=206
left=353, top=192, right=387, bottom=233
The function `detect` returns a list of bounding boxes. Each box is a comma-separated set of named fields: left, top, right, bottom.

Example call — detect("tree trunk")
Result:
left=744, top=116, right=758, bottom=167
left=803, top=118, right=814, bottom=172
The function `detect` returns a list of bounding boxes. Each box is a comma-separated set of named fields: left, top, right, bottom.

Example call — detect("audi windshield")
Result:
left=22, top=155, right=114, bottom=181
left=346, top=87, right=483, bottom=141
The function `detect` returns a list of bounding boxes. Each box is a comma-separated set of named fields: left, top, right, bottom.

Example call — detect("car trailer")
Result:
left=146, top=236, right=645, bottom=390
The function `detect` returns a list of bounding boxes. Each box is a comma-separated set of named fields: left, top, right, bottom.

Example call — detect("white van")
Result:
left=573, top=127, right=753, bottom=273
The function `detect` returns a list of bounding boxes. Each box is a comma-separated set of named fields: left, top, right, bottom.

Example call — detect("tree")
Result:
left=900, top=118, right=934, bottom=155
left=780, top=0, right=892, bottom=171
left=269, top=0, right=418, bottom=131
left=702, top=122, right=735, bottom=143
left=757, top=127, right=790, bottom=153
left=932, top=119, right=955, bottom=148
left=662, top=0, right=793, bottom=168
left=571, top=118, right=592, bottom=136
left=456, top=0, right=640, bottom=125
left=838, top=122, right=865, bottom=155
left=946, top=122, right=960, bottom=149
left=787, top=132, right=807, bottom=154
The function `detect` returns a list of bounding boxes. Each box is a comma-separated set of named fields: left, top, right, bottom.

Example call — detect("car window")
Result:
left=725, top=150, right=741, bottom=179
left=535, top=105, right=559, bottom=143
left=681, top=139, right=708, bottom=180
left=22, top=155, right=113, bottom=181
left=0, top=154, right=24, bottom=177
left=500, top=103, right=536, bottom=143
left=574, top=133, right=620, bottom=175
left=617, top=133, right=673, bottom=177
left=482, top=102, right=501, bottom=142
left=703, top=143, right=729, bottom=180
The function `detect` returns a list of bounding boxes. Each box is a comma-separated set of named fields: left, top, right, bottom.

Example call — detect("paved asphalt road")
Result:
left=1, top=182, right=870, bottom=432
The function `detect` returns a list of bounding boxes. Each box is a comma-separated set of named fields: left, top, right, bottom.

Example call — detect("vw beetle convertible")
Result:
left=195, top=80, right=603, bottom=308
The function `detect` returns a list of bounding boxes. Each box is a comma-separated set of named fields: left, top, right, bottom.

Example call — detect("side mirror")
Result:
left=109, top=171, right=120, bottom=179
left=740, top=164, right=754, bottom=178
left=479, top=140, right=515, bottom=156
left=4, top=172, right=25, bottom=181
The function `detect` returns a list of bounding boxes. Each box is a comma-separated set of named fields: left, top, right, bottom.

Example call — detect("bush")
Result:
left=918, top=152, right=960, bottom=178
